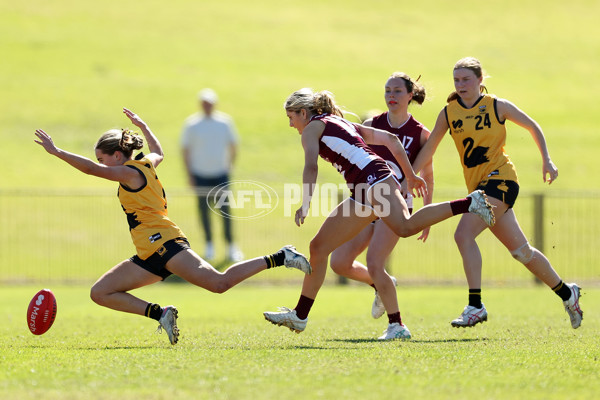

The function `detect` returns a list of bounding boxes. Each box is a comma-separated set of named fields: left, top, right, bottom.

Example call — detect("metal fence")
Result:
left=1, top=188, right=598, bottom=286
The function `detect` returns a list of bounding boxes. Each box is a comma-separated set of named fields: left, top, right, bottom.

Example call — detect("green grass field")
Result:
left=2, top=1, right=599, bottom=399
left=2, top=285, right=599, bottom=400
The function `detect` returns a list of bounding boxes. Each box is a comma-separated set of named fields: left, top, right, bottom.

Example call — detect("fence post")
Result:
left=533, top=193, right=544, bottom=285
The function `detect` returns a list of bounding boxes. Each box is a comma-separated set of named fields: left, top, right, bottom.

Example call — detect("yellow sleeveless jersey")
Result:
left=445, top=94, right=518, bottom=192
left=118, top=157, right=186, bottom=260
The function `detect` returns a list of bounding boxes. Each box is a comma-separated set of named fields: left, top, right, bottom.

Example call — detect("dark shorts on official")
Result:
left=130, top=237, right=190, bottom=280
left=476, top=179, right=519, bottom=208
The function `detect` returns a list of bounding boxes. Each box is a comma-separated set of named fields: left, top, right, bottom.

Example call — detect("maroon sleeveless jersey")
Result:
left=369, top=112, right=424, bottom=181
left=312, top=114, right=392, bottom=197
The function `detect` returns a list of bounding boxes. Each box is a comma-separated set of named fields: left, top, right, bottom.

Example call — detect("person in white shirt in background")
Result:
left=181, top=88, right=243, bottom=262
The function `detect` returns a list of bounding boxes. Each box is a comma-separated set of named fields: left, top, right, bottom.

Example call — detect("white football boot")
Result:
left=451, top=304, right=488, bottom=328
left=157, top=305, right=180, bottom=345
left=467, top=190, right=495, bottom=227
left=378, top=323, right=412, bottom=340
left=281, top=245, right=312, bottom=274
left=263, top=307, right=308, bottom=333
left=563, top=283, right=583, bottom=329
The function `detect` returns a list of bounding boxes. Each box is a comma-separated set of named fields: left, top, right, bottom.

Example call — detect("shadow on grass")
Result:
left=284, top=345, right=334, bottom=350
left=329, top=338, right=380, bottom=344
left=409, top=338, right=492, bottom=344
left=21, top=344, right=160, bottom=350
left=330, top=337, right=492, bottom=344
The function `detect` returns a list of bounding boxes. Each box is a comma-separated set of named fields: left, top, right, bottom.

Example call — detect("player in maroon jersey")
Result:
left=263, top=88, right=495, bottom=336
left=328, top=73, right=434, bottom=340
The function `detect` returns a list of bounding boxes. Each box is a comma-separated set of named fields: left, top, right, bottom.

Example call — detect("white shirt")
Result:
left=181, top=111, right=238, bottom=177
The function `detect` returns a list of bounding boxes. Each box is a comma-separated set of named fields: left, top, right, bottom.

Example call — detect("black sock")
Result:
left=145, top=303, right=163, bottom=321
left=468, top=289, right=482, bottom=308
left=264, top=249, right=286, bottom=269
left=552, top=280, right=572, bottom=301
left=294, top=295, right=314, bottom=320
left=388, top=312, right=402, bottom=325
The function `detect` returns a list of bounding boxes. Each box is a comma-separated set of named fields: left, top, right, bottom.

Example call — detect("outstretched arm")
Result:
left=123, top=108, right=164, bottom=168
left=497, top=99, right=558, bottom=184
left=34, top=129, right=139, bottom=184
left=416, top=127, right=434, bottom=242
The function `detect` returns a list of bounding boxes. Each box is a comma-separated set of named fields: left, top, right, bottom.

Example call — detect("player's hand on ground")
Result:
left=543, top=159, right=558, bottom=184
left=34, top=129, right=59, bottom=155
left=123, top=108, right=147, bottom=129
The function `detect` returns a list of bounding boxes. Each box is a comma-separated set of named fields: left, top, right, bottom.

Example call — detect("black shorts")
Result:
left=476, top=179, right=519, bottom=208
left=130, top=237, right=190, bottom=280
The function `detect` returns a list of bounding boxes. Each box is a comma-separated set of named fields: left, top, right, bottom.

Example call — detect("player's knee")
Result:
left=454, top=229, right=466, bottom=246
left=392, top=225, right=413, bottom=238
left=365, top=255, right=385, bottom=272
left=309, top=238, right=329, bottom=262
left=89, top=284, right=106, bottom=306
left=366, top=264, right=386, bottom=280
left=510, top=242, right=535, bottom=264
left=207, top=279, right=232, bottom=294
left=329, top=251, right=349, bottom=275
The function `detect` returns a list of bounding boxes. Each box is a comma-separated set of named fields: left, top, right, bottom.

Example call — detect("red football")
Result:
left=27, top=289, right=57, bottom=335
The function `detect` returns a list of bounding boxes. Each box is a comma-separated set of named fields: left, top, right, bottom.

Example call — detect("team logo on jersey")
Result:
left=462, top=138, right=490, bottom=168
left=479, top=105, right=487, bottom=114
left=366, top=174, right=377, bottom=185
left=149, top=233, right=162, bottom=243
left=451, top=119, right=464, bottom=134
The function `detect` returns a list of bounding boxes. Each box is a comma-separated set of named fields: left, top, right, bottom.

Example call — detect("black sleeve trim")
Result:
left=120, top=165, right=147, bottom=193
left=444, top=106, right=451, bottom=135
left=493, top=98, right=505, bottom=125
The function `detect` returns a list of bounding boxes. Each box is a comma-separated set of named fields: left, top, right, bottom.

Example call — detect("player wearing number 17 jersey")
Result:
left=328, top=72, right=435, bottom=340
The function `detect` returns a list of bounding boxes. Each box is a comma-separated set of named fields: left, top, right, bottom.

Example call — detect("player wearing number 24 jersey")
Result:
left=445, top=93, right=518, bottom=192
left=412, top=57, right=582, bottom=330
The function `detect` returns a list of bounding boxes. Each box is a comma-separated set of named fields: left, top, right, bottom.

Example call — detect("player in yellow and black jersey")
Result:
left=35, top=108, right=312, bottom=345
left=413, top=57, right=582, bottom=330
left=445, top=93, right=518, bottom=194
left=117, top=155, right=184, bottom=260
